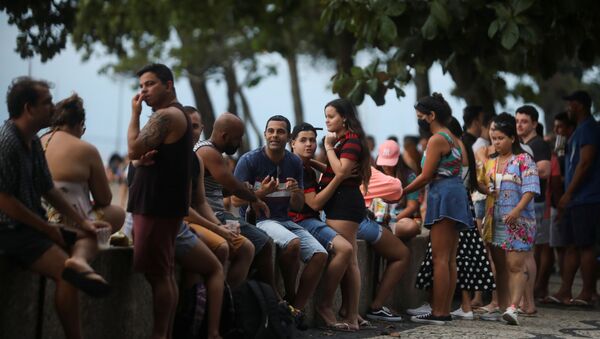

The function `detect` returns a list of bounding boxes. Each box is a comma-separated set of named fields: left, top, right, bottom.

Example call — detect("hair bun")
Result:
left=431, top=92, right=445, bottom=101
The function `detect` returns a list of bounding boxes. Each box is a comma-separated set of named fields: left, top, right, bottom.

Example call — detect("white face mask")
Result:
left=417, top=144, right=424, bottom=153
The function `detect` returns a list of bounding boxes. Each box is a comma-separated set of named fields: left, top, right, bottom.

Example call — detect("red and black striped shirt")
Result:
left=289, top=163, right=321, bottom=223
left=319, top=132, right=363, bottom=188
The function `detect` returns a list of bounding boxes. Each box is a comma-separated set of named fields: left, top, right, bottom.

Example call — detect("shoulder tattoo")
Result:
left=139, top=112, right=171, bottom=149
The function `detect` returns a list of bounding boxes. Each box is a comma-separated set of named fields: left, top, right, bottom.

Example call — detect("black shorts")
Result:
left=558, top=203, right=600, bottom=248
left=323, top=185, right=366, bottom=223
left=0, top=224, right=55, bottom=267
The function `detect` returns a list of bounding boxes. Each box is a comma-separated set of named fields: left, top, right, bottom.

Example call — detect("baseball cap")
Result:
left=291, top=122, right=323, bottom=140
left=376, top=140, right=400, bottom=167
left=563, top=90, right=592, bottom=110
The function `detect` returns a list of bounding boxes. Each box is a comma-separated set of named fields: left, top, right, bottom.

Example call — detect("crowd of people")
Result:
left=1, top=63, right=599, bottom=339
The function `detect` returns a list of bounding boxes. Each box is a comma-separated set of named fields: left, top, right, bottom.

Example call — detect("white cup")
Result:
left=225, top=220, right=240, bottom=234
left=96, top=227, right=111, bottom=250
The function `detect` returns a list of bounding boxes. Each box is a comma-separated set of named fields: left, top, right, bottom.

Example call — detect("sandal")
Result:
left=319, top=322, right=355, bottom=332
left=359, top=319, right=377, bottom=330
left=62, top=267, right=111, bottom=298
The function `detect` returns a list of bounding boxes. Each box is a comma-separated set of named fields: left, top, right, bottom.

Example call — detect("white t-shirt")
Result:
left=472, top=137, right=490, bottom=153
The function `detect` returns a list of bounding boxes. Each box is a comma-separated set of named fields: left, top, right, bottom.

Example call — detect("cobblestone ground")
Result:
left=297, top=274, right=599, bottom=338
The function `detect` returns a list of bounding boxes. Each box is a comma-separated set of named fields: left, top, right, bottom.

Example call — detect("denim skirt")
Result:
left=424, top=176, right=474, bottom=231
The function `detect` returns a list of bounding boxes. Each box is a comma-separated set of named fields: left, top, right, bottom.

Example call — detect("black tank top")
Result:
left=127, top=102, right=192, bottom=217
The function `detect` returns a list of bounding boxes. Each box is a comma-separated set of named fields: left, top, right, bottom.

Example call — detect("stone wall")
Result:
left=0, top=234, right=429, bottom=338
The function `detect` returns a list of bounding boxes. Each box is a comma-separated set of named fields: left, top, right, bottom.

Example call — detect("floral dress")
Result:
left=481, top=153, right=540, bottom=251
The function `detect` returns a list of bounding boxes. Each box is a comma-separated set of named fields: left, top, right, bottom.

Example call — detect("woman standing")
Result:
left=312, top=98, right=371, bottom=330
left=481, top=113, right=539, bottom=325
left=403, top=93, right=473, bottom=325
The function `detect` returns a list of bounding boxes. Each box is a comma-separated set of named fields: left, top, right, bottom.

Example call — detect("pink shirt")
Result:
left=361, top=166, right=403, bottom=207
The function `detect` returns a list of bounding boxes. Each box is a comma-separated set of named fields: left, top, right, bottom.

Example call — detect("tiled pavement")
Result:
left=297, top=274, right=599, bottom=338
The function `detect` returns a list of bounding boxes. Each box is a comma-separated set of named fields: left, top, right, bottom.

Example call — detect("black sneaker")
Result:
left=410, top=312, right=447, bottom=325
left=366, top=306, right=403, bottom=322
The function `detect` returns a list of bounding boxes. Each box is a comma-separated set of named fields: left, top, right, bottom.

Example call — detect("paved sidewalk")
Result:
left=297, top=273, right=599, bottom=338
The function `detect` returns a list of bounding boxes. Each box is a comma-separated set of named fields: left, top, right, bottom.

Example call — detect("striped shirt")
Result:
left=194, top=140, right=226, bottom=213
left=320, top=132, right=363, bottom=188
left=289, top=163, right=320, bottom=223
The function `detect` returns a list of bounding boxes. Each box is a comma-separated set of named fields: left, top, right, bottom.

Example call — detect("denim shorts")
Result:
left=473, top=199, right=486, bottom=220
left=491, top=205, right=533, bottom=251
left=424, top=176, right=473, bottom=231
left=174, top=222, right=199, bottom=258
left=256, top=219, right=327, bottom=262
left=357, top=217, right=383, bottom=244
left=297, top=218, right=338, bottom=251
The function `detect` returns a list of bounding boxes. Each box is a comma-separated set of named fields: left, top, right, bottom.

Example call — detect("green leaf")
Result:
left=501, top=21, right=520, bottom=49
left=378, top=16, right=397, bottom=44
left=488, top=19, right=500, bottom=38
left=386, top=2, right=407, bottom=16
left=334, top=19, right=346, bottom=35
left=350, top=66, right=364, bottom=78
left=348, top=81, right=365, bottom=104
left=512, top=0, right=535, bottom=15
left=421, top=15, right=438, bottom=40
left=487, top=3, right=511, bottom=19
left=430, top=0, right=451, bottom=29
left=395, top=86, right=405, bottom=98
left=366, top=78, right=379, bottom=95
left=365, top=60, right=379, bottom=77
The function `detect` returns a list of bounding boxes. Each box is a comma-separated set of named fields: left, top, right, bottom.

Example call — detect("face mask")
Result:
left=417, top=118, right=431, bottom=132
left=224, top=144, right=238, bottom=155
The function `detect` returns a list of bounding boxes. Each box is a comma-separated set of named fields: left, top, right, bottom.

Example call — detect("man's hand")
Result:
left=250, top=199, right=270, bottom=218
left=81, top=220, right=111, bottom=235
left=137, top=150, right=158, bottom=166
left=132, top=93, right=143, bottom=117
left=285, top=177, right=301, bottom=193
left=259, top=176, right=279, bottom=196
left=44, top=223, right=66, bottom=247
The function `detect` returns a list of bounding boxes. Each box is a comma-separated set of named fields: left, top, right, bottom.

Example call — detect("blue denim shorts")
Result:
left=424, top=176, right=474, bottom=231
left=357, top=217, right=383, bottom=244
left=297, top=218, right=338, bottom=251
left=174, top=222, right=199, bottom=258
left=474, top=199, right=486, bottom=220
left=256, top=219, right=327, bottom=262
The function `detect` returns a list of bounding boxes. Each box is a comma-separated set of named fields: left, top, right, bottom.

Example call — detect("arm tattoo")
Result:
left=139, top=112, right=171, bottom=149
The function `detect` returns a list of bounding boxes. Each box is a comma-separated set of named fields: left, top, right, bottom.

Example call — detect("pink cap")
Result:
left=376, top=140, right=400, bottom=167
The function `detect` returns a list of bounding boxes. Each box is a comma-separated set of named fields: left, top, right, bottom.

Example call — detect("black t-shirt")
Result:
left=289, top=163, right=321, bottom=222
left=526, top=135, right=551, bottom=203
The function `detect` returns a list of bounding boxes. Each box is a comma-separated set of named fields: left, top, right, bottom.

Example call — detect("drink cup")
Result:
left=96, top=227, right=111, bottom=250
left=225, top=220, right=240, bottom=234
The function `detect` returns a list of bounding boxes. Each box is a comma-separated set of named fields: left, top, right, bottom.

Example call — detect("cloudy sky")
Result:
left=1, top=12, right=528, bottom=162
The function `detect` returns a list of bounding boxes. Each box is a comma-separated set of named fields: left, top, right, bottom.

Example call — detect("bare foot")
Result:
left=316, top=305, right=339, bottom=326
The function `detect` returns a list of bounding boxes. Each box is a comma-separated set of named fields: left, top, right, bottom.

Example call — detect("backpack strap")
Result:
left=247, top=280, right=271, bottom=337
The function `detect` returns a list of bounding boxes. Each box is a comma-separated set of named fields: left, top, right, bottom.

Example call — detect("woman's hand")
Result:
left=324, top=132, right=337, bottom=148
left=504, top=208, right=521, bottom=227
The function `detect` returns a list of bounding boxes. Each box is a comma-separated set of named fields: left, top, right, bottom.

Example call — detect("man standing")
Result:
left=462, top=105, right=484, bottom=150
left=0, top=77, right=111, bottom=339
left=127, top=64, right=192, bottom=339
left=516, top=105, right=552, bottom=314
left=232, top=115, right=327, bottom=325
left=554, top=91, right=600, bottom=306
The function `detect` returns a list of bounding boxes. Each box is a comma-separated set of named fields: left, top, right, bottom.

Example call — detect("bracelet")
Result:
left=326, top=148, right=334, bottom=151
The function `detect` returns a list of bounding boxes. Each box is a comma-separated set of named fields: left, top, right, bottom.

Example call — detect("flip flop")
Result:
left=474, top=305, right=498, bottom=313
left=570, top=298, right=593, bottom=307
left=540, top=295, right=569, bottom=305
left=62, top=267, right=111, bottom=298
left=517, top=308, right=538, bottom=317
left=359, top=319, right=377, bottom=330
left=319, top=322, right=355, bottom=332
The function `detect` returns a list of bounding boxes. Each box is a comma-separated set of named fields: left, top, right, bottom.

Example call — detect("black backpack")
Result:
left=173, top=282, right=207, bottom=339
left=228, top=280, right=295, bottom=339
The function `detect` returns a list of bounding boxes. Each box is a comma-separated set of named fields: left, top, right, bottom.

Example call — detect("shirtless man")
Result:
left=0, top=77, right=111, bottom=339
left=127, top=63, right=193, bottom=339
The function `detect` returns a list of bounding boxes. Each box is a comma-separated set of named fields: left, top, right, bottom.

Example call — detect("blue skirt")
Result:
left=424, top=176, right=474, bottom=231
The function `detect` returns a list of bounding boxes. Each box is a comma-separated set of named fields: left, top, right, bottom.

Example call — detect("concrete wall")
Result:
left=0, top=234, right=429, bottom=338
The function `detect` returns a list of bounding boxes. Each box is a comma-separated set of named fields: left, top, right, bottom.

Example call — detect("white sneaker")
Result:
left=502, top=306, right=519, bottom=325
left=406, top=303, right=432, bottom=316
left=450, top=307, right=474, bottom=320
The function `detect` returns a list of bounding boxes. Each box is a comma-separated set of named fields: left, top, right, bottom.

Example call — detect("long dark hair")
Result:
left=325, top=98, right=372, bottom=190
left=414, top=92, right=452, bottom=126
left=447, top=117, right=478, bottom=193
left=492, top=113, right=526, bottom=155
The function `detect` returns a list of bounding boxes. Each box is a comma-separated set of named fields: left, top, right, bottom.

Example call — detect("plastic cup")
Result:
left=225, top=220, right=240, bottom=234
left=96, top=227, right=111, bottom=250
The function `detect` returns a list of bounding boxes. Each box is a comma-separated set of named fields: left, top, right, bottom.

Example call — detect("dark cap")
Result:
left=563, top=90, right=592, bottom=110
left=291, top=122, right=323, bottom=140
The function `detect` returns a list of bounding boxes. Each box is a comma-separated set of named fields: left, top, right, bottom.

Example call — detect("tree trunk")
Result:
left=239, top=88, right=263, bottom=148
left=335, top=31, right=355, bottom=74
left=286, top=53, right=304, bottom=125
left=223, top=62, right=238, bottom=115
left=414, top=66, right=430, bottom=100
left=448, top=59, right=496, bottom=114
left=188, top=75, right=216, bottom=139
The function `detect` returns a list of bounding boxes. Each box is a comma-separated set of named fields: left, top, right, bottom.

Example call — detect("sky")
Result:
left=0, top=13, right=528, bottom=162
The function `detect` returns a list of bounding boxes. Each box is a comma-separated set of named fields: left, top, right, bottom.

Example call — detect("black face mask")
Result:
left=417, top=118, right=431, bottom=132
left=224, top=144, right=238, bottom=155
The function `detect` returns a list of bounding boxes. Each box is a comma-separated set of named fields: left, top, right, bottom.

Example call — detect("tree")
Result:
left=322, top=0, right=600, bottom=112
